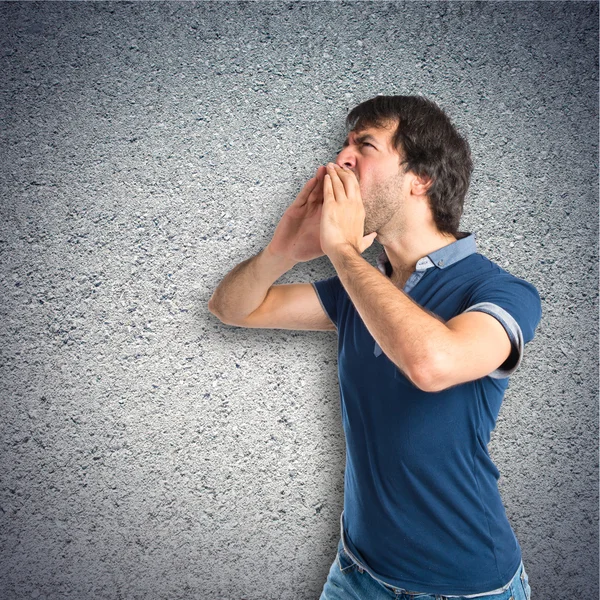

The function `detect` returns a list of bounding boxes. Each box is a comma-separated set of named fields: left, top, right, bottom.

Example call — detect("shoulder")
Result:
left=460, top=253, right=542, bottom=344
left=468, top=253, right=541, bottom=299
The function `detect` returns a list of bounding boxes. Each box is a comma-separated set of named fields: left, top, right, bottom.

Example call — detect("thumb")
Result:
left=359, top=231, right=378, bottom=253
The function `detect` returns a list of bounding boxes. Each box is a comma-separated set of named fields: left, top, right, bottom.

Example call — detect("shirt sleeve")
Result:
left=463, top=273, right=542, bottom=379
left=311, top=275, right=343, bottom=330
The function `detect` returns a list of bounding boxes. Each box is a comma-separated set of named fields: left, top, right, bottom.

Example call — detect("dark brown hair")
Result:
left=346, top=95, right=473, bottom=236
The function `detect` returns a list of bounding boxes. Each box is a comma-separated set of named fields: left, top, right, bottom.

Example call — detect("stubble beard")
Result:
left=362, top=170, right=406, bottom=237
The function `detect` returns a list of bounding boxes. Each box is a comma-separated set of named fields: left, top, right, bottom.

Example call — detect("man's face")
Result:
left=335, top=119, right=407, bottom=236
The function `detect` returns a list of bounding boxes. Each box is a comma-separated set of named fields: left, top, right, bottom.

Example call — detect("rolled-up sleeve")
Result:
left=312, top=275, right=342, bottom=330
left=463, top=275, right=542, bottom=379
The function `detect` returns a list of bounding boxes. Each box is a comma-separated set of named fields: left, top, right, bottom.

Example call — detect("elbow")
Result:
left=207, top=297, right=243, bottom=327
left=207, top=296, right=219, bottom=318
left=404, top=348, right=449, bottom=393
left=208, top=297, right=228, bottom=323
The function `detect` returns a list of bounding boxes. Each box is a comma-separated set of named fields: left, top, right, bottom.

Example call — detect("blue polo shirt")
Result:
left=311, top=232, right=542, bottom=596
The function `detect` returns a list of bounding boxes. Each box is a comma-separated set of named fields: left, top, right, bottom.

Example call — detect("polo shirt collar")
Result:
left=376, top=232, right=477, bottom=274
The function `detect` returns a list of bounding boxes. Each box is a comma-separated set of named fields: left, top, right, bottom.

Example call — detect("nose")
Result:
left=335, top=146, right=356, bottom=170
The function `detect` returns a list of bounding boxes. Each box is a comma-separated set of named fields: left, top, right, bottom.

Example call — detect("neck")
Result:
left=377, top=226, right=458, bottom=282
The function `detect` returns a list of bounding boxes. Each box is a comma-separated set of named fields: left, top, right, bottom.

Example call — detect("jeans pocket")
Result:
left=519, top=565, right=531, bottom=600
left=336, top=539, right=358, bottom=574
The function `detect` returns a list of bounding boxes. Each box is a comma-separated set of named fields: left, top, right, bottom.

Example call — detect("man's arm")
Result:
left=328, top=244, right=512, bottom=392
left=208, top=244, right=336, bottom=331
left=209, top=165, right=336, bottom=329
left=207, top=244, right=298, bottom=324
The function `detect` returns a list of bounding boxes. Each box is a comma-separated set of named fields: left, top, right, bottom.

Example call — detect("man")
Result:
left=208, top=95, right=539, bottom=599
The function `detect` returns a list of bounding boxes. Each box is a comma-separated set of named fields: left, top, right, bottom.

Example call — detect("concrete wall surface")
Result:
left=0, top=2, right=597, bottom=599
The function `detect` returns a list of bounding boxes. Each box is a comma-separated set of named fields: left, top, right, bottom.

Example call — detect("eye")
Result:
left=337, top=142, right=375, bottom=153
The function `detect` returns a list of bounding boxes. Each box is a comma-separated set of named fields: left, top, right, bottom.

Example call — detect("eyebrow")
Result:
left=341, top=133, right=380, bottom=149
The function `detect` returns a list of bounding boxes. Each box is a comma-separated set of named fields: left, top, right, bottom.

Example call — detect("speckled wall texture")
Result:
left=0, top=1, right=597, bottom=599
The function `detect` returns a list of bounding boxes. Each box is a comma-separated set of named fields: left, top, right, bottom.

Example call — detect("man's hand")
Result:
left=321, top=163, right=378, bottom=258
left=267, top=165, right=328, bottom=263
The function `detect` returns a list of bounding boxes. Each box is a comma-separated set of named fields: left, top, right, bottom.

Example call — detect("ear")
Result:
left=410, top=173, right=432, bottom=197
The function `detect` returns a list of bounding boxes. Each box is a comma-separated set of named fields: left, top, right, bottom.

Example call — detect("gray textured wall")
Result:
left=0, top=2, right=597, bottom=599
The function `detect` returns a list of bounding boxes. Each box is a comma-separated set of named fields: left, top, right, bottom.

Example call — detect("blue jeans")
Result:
left=319, top=538, right=532, bottom=600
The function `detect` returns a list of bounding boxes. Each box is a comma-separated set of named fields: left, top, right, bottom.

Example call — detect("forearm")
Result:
left=208, top=244, right=298, bottom=323
left=329, top=244, right=451, bottom=386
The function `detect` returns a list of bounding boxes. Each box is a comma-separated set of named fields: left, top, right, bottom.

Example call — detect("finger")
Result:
left=323, top=173, right=335, bottom=203
left=359, top=231, right=378, bottom=253
left=301, top=175, right=319, bottom=196
left=308, top=183, right=324, bottom=205
left=307, top=167, right=326, bottom=204
left=326, top=165, right=347, bottom=202
left=293, top=175, right=319, bottom=207
left=332, top=166, right=360, bottom=199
